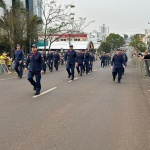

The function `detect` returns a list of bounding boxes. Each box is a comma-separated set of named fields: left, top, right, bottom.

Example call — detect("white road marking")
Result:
left=33, top=87, right=57, bottom=98
left=0, top=77, right=18, bottom=81
left=94, top=69, right=98, bottom=71
left=68, top=77, right=78, bottom=82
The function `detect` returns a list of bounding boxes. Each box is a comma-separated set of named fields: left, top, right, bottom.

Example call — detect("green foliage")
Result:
left=97, top=42, right=111, bottom=54
left=130, top=34, right=145, bottom=42
left=0, top=1, right=42, bottom=56
left=0, top=0, right=6, bottom=10
left=106, top=33, right=125, bottom=50
left=129, top=38, right=146, bottom=52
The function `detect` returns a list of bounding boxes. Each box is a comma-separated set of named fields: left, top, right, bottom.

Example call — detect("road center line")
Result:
left=33, top=87, right=57, bottom=98
left=68, top=77, right=78, bottom=83
left=0, top=77, right=18, bottom=81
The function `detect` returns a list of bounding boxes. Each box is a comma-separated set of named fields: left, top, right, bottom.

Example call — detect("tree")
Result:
left=0, top=1, right=42, bottom=56
left=129, top=37, right=147, bottom=52
left=37, top=0, right=74, bottom=50
left=97, top=42, right=111, bottom=54
left=106, top=33, right=125, bottom=50
left=38, top=0, right=87, bottom=50
left=130, top=34, right=145, bottom=42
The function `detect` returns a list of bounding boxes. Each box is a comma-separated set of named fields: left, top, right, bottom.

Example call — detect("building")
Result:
left=25, top=0, right=42, bottom=18
left=1, top=0, right=42, bottom=18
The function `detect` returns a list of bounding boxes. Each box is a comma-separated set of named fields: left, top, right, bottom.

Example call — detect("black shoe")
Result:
left=71, top=78, right=74, bottom=80
left=118, top=80, right=121, bottom=83
left=19, top=76, right=22, bottom=79
left=80, top=74, right=82, bottom=76
left=113, top=78, right=115, bottom=82
left=18, top=75, right=20, bottom=77
left=35, top=91, right=40, bottom=95
left=68, top=74, right=72, bottom=78
left=33, top=86, right=36, bottom=91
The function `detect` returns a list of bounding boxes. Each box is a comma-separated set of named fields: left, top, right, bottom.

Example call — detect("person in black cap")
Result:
left=53, top=50, right=60, bottom=71
left=111, top=48, right=125, bottom=83
left=47, top=50, right=54, bottom=72
left=64, top=45, right=77, bottom=80
left=83, top=49, right=90, bottom=74
left=24, top=44, right=44, bottom=95
left=13, top=44, right=24, bottom=78
left=76, top=49, right=84, bottom=76
left=41, top=50, right=47, bottom=74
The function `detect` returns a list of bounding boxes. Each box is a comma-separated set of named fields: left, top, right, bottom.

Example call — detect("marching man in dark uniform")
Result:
left=76, top=49, right=84, bottom=76
left=24, top=44, right=44, bottom=95
left=47, top=50, right=53, bottom=72
left=100, top=53, right=106, bottom=68
left=83, top=49, right=90, bottom=74
left=122, top=50, right=128, bottom=74
left=41, top=50, right=47, bottom=74
left=53, top=50, right=60, bottom=71
left=14, top=44, right=24, bottom=78
left=89, top=52, right=95, bottom=72
left=64, top=45, right=77, bottom=80
left=111, top=48, right=125, bottom=83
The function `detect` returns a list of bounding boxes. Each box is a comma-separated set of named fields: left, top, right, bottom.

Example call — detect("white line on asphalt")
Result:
left=94, top=69, right=98, bottom=71
left=0, top=77, right=18, bottom=81
left=68, top=77, right=78, bottom=83
left=33, top=87, right=57, bottom=98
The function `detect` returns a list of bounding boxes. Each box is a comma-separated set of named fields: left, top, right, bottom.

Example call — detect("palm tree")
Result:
left=0, top=1, right=43, bottom=56
left=0, top=0, right=6, bottom=10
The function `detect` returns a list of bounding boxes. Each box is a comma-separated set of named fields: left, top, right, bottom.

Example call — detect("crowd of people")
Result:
left=11, top=44, right=96, bottom=95
left=1, top=43, right=129, bottom=95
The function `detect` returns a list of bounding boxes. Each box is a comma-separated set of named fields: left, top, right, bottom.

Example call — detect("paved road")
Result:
left=0, top=52, right=150, bottom=150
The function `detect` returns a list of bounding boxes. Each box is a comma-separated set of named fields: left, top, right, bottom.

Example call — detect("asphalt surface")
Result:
left=0, top=50, right=150, bottom=150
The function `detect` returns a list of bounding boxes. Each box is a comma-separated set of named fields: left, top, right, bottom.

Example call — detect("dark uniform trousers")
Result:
left=89, top=62, right=93, bottom=71
left=101, top=61, right=105, bottom=68
left=43, top=62, right=46, bottom=73
left=28, top=71, right=41, bottom=92
left=48, top=61, right=53, bottom=71
left=66, top=63, right=75, bottom=79
left=14, top=61, right=23, bottom=77
left=41, top=54, right=46, bottom=73
left=76, top=64, right=83, bottom=75
left=82, top=64, right=85, bottom=73
left=112, top=67, right=122, bottom=82
left=54, top=61, right=59, bottom=70
left=85, top=62, right=89, bottom=74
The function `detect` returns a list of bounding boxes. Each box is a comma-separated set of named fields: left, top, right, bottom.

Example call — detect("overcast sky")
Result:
left=57, top=0, right=150, bottom=36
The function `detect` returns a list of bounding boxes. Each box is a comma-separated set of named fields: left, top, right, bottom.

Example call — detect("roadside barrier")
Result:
left=0, top=58, right=10, bottom=74
left=132, top=56, right=149, bottom=77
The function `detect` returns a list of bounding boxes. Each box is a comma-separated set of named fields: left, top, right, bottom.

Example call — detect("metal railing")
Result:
left=0, top=58, right=10, bottom=74
left=132, top=56, right=150, bottom=77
